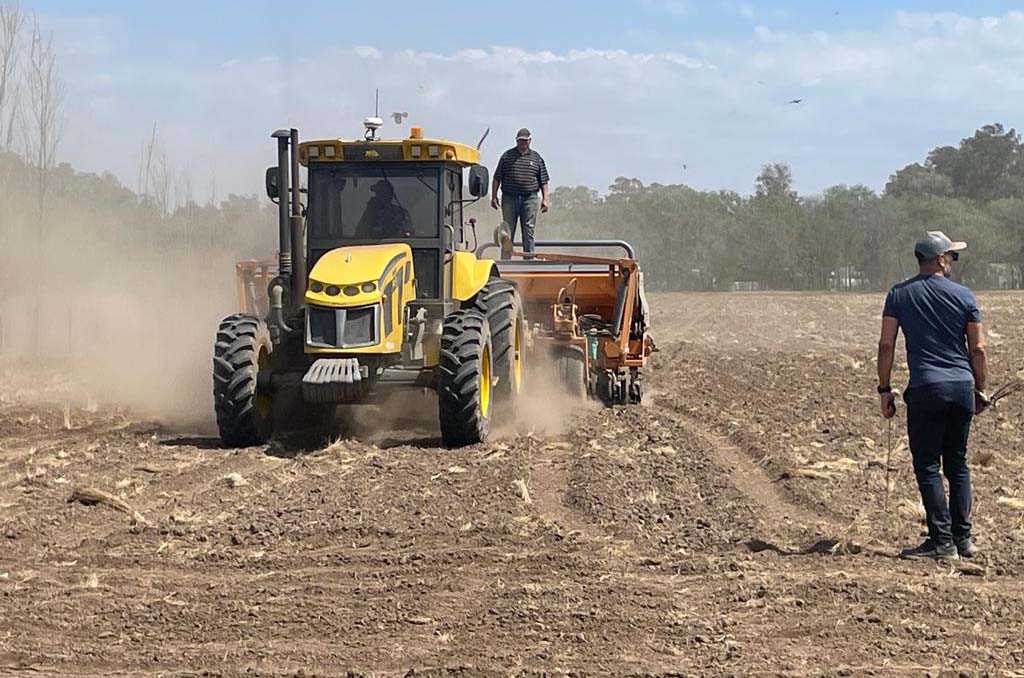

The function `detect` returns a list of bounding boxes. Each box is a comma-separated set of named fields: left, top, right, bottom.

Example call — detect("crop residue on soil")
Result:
left=3, top=291, right=1024, bottom=676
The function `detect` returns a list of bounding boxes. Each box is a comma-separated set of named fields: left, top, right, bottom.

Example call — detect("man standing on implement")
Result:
left=878, top=231, right=989, bottom=561
left=491, top=128, right=549, bottom=254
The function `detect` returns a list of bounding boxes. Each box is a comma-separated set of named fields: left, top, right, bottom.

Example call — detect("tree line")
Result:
left=522, top=123, right=1024, bottom=291
left=2, top=0, right=1022, bottom=302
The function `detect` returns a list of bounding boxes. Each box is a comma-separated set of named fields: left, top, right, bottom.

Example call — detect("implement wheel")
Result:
left=628, top=368, right=643, bottom=404
left=557, top=351, right=587, bottom=400
left=213, top=313, right=273, bottom=446
left=472, top=279, right=525, bottom=416
left=437, top=309, right=493, bottom=447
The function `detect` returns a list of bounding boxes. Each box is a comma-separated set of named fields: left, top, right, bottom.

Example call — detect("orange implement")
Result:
left=480, top=239, right=654, bottom=405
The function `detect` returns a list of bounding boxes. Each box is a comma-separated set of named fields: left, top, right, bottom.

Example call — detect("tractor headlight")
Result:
left=310, top=280, right=324, bottom=293
left=343, top=285, right=359, bottom=296
left=325, top=285, right=340, bottom=296
left=360, top=281, right=376, bottom=293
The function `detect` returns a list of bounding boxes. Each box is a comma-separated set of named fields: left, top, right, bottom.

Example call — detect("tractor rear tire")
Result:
left=437, top=309, right=493, bottom=447
left=213, top=313, right=273, bottom=447
left=472, top=279, right=524, bottom=415
left=557, top=351, right=587, bottom=400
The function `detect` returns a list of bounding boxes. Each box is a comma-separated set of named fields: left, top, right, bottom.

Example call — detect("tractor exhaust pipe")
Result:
left=289, top=128, right=306, bottom=309
left=272, top=130, right=292, bottom=289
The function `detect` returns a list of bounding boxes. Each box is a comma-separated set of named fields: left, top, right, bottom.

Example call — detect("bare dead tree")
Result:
left=177, top=163, right=194, bottom=215
left=150, top=146, right=172, bottom=216
left=22, top=15, right=64, bottom=356
left=137, top=122, right=156, bottom=200
left=0, top=1, right=24, bottom=152
left=23, top=16, right=64, bottom=215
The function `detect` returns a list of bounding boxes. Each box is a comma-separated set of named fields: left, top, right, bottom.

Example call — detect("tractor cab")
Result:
left=289, top=122, right=489, bottom=302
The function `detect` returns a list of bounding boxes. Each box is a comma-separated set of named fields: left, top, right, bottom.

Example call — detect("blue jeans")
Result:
left=903, top=380, right=974, bottom=545
left=501, top=192, right=539, bottom=254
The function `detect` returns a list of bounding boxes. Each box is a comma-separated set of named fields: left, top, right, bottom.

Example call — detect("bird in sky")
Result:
left=391, top=111, right=408, bottom=124
left=788, top=98, right=804, bottom=104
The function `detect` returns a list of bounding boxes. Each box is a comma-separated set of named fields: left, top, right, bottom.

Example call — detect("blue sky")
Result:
left=34, top=0, right=1019, bottom=55
left=26, top=1, right=1024, bottom=201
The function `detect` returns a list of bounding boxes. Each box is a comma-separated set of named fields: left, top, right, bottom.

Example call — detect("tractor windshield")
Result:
left=307, top=165, right=440, bottom=240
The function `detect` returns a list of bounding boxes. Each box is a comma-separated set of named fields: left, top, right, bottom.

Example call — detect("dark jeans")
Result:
left=903, top=380, right=974, bottom=545
left=501, top=192, right=539, bottom=254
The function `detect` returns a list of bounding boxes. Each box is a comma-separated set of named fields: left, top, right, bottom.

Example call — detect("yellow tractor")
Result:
left=214, top=120, right=523, bottom=447
left=215, top=119, right=653, bottom=448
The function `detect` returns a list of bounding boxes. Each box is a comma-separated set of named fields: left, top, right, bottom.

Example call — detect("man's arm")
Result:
left=491, top=153, right=504, bottom=210
left=967, top=322, right=988, bottom=412
left=538, top=156, right=550, bottom=212
left=878, top=315, right=899, bottom=418
left=490, top=176, right=501, bottom=210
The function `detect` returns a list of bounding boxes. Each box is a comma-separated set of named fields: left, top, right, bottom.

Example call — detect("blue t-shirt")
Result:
left=883, top=274, right=980, bottom=388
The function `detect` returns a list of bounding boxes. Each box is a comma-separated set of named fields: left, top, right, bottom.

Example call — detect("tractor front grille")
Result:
left=343, top=306, right=376, bottom=346
left=306, top=304, right=378, bottom=349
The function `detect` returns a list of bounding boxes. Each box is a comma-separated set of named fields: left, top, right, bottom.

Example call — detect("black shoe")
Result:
left=899, top=539, right=959, bottom=561
left=955, top=538, right=979, bottom=558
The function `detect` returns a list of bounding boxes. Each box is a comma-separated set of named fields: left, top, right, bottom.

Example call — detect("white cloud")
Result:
left=46, top=10, right=1024, bottom=200
left=354, top=46, right=382, bottom=59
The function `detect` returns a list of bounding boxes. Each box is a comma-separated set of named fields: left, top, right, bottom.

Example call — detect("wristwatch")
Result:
left=877, top=385, right=892, bottom=394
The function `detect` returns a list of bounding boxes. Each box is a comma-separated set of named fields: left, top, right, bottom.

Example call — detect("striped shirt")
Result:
left=494, top=147, right=549, bottom=195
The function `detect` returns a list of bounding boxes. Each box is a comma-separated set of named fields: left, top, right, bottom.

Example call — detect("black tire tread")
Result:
left=213, top=313, right=272, bottom=447
left=472, top=278, right=524, bottom=425
left=437, top=309, right=492, bottom=447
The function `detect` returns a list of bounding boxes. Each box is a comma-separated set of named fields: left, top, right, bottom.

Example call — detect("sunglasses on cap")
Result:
left=945, top=251, right=959, bottom=261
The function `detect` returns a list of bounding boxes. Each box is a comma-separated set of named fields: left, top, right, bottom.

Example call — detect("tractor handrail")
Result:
left=476, top=239, right=636, bottom=259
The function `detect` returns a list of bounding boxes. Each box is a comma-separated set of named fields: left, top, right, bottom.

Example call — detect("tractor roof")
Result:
left=299, top=129, right=480, bottom=167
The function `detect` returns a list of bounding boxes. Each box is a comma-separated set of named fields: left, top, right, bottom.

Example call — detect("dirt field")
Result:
left=3, top=292, right=1024, bottom=677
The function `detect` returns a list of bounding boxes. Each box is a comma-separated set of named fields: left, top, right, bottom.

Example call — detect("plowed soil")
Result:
left=3, top=292, right=1024, bottom=677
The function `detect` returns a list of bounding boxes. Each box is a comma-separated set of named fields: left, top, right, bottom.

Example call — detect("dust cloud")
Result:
left=504, top=351, right=598, bottom=438
left=0, top=189, right=268, bottom=432
left=308, top=350, right=591, bottom=445
left=0, top=183, right=592, bottom=439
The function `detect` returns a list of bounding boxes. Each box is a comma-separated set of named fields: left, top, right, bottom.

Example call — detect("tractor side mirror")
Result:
left=265, top=167, right=279, bottom=200
left=468, top=164, right=489, bottom=198
left=494, top=222, right=512, bottom=255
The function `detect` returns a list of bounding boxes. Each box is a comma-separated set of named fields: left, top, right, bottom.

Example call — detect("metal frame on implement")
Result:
left=477, top=238, right=654, bottom=405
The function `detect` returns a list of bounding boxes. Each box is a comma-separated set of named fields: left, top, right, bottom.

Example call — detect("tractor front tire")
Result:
left=438, top=309, right=493, bottom=447
left=472, top=279, right=525, bottom=415
left=213, top=313, right=273, bottom=447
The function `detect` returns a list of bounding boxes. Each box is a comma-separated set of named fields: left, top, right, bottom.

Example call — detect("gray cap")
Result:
left=915, top=230, right=967, bottom=259
left=516, top=127, right=531, bottom=140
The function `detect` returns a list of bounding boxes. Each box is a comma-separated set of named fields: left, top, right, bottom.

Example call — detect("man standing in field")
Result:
left=491, top=128, right=550, bottom=254
left=878, top=231, right=989, bottom=561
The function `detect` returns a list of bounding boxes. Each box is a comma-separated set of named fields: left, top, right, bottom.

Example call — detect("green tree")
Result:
left=951, top=124, right=1023, bottom=203
left=754, top=162, right=796, bottom=201
left=885, top=163, right=953, bottom=198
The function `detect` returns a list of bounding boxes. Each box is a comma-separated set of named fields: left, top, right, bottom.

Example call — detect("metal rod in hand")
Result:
left=884, top=417, right=893, bottom=513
